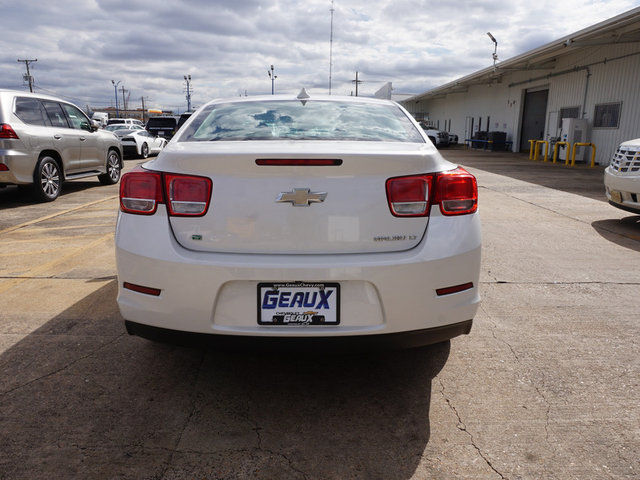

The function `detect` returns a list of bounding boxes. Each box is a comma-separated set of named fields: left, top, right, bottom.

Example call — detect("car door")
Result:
left=41, top=100, right=82, bottom=172
left=60, top=103, right=102, bottom=170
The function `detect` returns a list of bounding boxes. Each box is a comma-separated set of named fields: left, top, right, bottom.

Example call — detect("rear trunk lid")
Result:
left=146, top=141, right=453, bottom=254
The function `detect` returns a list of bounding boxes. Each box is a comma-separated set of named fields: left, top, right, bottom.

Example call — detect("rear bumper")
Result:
left=116, top=206, right=481, bottom=340
left=125, top=319, right=473, bottom=351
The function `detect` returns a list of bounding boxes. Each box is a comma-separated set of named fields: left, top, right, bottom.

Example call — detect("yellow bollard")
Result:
left=528, top=140, right=536, bottom=160
left=535, top=140, right=549, bottom=162
left=571, top=142, right=597, bottom=167
left=553, top=141, right=571, bottom=165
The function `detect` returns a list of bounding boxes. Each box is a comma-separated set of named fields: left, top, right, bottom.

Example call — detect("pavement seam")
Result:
left=438, top=378, right=507, bottom=479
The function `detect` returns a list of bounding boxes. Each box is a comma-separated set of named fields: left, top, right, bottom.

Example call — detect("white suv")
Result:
left=0, top=89, right=122, bottom=202
left=604, top=138, right=640, bottom=214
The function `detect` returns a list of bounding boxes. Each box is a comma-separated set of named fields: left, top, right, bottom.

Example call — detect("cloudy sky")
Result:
left=1, top=0, right=638, bottom=113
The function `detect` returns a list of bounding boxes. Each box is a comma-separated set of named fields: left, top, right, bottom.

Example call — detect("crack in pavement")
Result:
left=438, top=378, right=507, bottom=480
left=0, top=333, right=125, bottom=397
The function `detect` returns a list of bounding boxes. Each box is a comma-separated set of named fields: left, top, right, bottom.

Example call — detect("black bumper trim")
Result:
left=124, top=320, right=473, bottom=352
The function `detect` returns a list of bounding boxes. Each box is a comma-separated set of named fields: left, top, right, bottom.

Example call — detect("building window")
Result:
left=594, top=102, right=621, bottom=128
left=558, top=106, right=580, bottom=128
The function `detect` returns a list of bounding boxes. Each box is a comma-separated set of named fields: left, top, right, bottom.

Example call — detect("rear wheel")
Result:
left=33, top=155, right=61, bottom=202
left=98, top=149, right=121, bottom=185
left=141, top=143, right=149, bottom=159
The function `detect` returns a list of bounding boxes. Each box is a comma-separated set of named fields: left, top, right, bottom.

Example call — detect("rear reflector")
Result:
left=0, top=124, right=19, bottom=139
left=123, top=282, right=162, bottom=296
left=436, top=282, right=474, bottom=296
left=256, top=159, right=343, bottom=166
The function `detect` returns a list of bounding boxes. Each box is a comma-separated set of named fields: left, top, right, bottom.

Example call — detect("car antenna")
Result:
left=297, top=88, right=310, bottom=105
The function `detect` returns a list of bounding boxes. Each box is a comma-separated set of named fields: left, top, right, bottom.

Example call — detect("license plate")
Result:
left=610, top=190, right=622, bottom=203
left=258, top=282, right=340, bottom=325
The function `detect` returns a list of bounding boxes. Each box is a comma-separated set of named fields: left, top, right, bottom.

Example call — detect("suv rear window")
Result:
left=147, top=117, right=177, bottom=128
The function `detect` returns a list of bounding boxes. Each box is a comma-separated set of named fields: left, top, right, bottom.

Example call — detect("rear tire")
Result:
left=33, top=155, right=61, bottom=202
left=141, top=143, right=149, bottom=159
left=98, top=149, right=121, bottom=185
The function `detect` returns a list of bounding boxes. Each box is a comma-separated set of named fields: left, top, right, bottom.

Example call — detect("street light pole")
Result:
left=487, top=32, right=498, bottom=67
left=111, top=79, right=121, bottom=117
left=184, top=75, right=192, bottom=111
left=268, top=65, right=277, bottom=95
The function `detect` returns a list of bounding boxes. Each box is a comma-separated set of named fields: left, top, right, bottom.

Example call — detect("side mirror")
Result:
left=90, top=120, right=100, bottom=132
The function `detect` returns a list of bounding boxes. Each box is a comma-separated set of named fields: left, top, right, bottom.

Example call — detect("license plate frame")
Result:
left=257, top=282, right=340, bottom=325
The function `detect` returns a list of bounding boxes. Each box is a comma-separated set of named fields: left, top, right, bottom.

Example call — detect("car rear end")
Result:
left=605, top=138, right=640, bottom=214
left=115, top=95, right=481, bottom=348
left=0, top=90, right=39, bottom=186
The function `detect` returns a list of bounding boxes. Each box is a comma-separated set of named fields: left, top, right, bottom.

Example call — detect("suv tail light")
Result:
left=0, top=124, right=19, bottom=139
left=386, top=167, right=477, bottom=217
left=120, top=167, right=212, bottom=216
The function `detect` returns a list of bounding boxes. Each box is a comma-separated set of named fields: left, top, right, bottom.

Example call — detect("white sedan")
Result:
left=115, top=92, right=481, bottom=349
left=116, top=128, right=167, bottom=159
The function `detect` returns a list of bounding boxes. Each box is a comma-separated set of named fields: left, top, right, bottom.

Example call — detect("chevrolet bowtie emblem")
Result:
left=276, top=188, right=327, bottom=207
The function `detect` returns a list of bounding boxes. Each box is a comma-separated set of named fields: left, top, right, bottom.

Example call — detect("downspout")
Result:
left=582, top=67, right=591, bottom=118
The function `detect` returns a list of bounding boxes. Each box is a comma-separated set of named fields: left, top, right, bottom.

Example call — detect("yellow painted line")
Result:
left=0, top=232, right=114, bottom=294
left=17, top=224, right=115, bottom=234
left=0, top=195, right=118, bottom=236
left=0, top=235, right=103, bottom=245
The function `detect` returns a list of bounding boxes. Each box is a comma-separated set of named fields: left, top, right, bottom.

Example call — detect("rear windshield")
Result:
left=179, top=100, right=425, bottom=143
left=147, top=118, right=176, bottom=128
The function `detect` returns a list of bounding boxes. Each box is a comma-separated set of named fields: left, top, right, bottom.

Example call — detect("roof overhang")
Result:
left=406, top=7, right=640, bottom=102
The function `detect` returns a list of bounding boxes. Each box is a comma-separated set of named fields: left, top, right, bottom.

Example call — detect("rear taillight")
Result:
left=0, top=164, right=8, bottom=171
left=164, top=173, right=212, bottom=216
left=119, top=167, right=212, bottom=216
left=386, top=167, right=477, bottom=217
left=0, top=124, right=19, bottom=139
left=434, top=167, right=478, bottom=216
left=386, top=175, right=433, bottom=217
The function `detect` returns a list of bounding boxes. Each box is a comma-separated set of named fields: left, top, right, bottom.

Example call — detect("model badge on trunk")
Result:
left=276, top=188, right=327, bottom=207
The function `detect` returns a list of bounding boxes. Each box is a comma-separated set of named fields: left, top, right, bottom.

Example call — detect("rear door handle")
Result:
left=80, top=137, right=87, bottom=142
left=53, top=134, right=61, bottom=140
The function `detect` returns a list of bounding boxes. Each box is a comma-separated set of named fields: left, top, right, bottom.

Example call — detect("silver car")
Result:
left=0, top=89, right=123, bottom=201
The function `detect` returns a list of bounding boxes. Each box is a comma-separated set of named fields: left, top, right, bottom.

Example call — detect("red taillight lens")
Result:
left=0, top=163, right=8, bottom=171
left=119, top=167, right=163, bottom=215
left=164, top=174, right=212, bottom=216
left=120, top=168, right=213, bottom=217
left=434, top=167, right=478, bottom=216
left=0, top=124, right=19, bottom=139
left=386, top=175, right=433, bottom=217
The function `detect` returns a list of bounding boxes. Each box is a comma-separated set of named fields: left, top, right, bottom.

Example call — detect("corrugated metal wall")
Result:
left=405, top=44, right=640, bottom=165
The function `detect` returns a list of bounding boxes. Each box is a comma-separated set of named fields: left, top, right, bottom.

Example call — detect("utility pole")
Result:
left=268, top=65, right=277, bottom=95
left=17, top=58, right=37, bottom=92
left=121, top=85, right=127, bottom=116
left=329, top=0, right=334, bottom=95
left=111, top=80, right=121, bottom=117
left=184, top=75, right=192, bottom=111
left=352, top=71, right=363, bottom=96
left=141, top=97, right=146, bottom=123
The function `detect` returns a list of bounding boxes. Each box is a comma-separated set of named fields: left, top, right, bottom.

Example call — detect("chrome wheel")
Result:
left=34, top=156, right=61, bottom=202
left=141, top=143, right=149, bottom=159
left=99, top=149, right=122, bottom=185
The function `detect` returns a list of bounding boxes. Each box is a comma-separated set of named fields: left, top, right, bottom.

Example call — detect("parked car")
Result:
left=419, top=122, right=450, bottom=148
left=105, top=124, right=145, bottom=133
left=604, top=137, right=640, bottom=214
left=116, top=92, right=481, bottom=349
left=146, top=116, right=177, bottom=140
left=448, top=133, right=459, bottom=145
left=117, top=129, right=167, bottom=158
left=107, top=118, right=144, bottom=127
left=91, top=111, right=109, bottom=127
left=175, top=112, right=194, bottom=132
left=0, top=89, right=123, bottom=202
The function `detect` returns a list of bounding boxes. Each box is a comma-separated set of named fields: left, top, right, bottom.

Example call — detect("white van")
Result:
left=91, top=112, right=109, bottom=127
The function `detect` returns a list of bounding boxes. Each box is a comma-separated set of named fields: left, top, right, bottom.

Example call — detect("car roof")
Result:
left=198, top=92, right=398, bottom=109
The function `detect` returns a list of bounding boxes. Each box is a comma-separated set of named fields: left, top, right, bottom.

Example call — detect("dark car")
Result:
left=176, top=112, right=193, bottom=132
left=146, top=116, right=177, bottom=140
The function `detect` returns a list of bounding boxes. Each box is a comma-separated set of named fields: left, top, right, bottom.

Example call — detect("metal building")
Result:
left=400, top=7, right=640, bottom=165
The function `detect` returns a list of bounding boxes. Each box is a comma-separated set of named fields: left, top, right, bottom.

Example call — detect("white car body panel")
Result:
left=604, top=138, right=640, bottom=214
left=115, top=94, right=481, bottom=345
